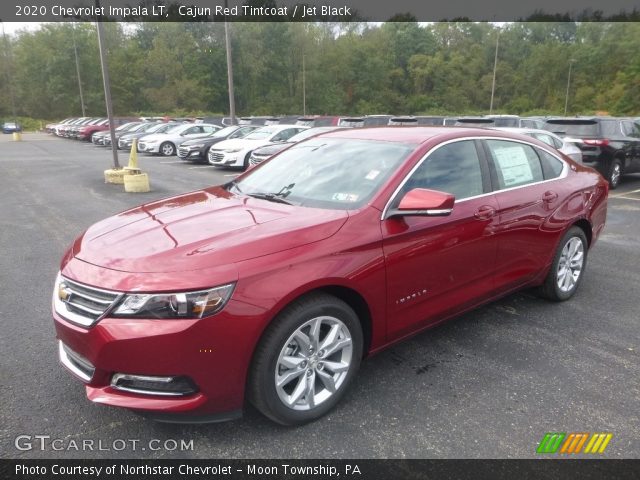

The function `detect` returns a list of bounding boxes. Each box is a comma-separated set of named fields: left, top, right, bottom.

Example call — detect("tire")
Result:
left=160, top=142, right=176, bottom=156
left=199, top=147, right=211, bottom=164
left=248, top=293, right=363, bottom=426
left=243, top=152, right=252, bottom=170
left=607, top=158, right=623, bottom=189
left=539, top=226, right=588, bottom=301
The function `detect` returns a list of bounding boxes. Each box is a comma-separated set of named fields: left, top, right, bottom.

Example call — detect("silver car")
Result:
left=137, top=123, right=221, bottom=156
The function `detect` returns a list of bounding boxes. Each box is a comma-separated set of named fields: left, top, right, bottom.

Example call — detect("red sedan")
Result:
left=53, top=127, right=608, bottom=425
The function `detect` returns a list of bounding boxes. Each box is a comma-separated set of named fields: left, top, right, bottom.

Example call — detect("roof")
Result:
left=315, top=126, right=509, bottom=144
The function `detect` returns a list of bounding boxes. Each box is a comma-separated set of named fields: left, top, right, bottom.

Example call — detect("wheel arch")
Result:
left=572, top=218, right=593, bottom=247
left=243, top=282, right=375, bottom=396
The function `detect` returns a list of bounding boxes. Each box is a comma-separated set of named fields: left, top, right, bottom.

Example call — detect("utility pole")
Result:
left=95, top=0, right=120, bottom=169
left=302, top=54, right=306, bottom=116
left=564, top=59, right=576, bottom=116
left=71, top=23, right=86, bottom=117
left=1, top=21, right=18, bottom=126
left=224, top=0, right=236, bottom=125
left=489, top=29, right=500, bottom=115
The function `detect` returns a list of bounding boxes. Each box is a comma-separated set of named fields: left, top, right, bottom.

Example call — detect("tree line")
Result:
left=1, top=21, right=639, bottom=122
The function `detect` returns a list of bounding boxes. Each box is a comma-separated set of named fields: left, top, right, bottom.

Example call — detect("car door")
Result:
left=621, top=120, right=640, bottom=173
left=483, top=139, right=566, bottom=290
left=381, top=140, right=500, bottom=339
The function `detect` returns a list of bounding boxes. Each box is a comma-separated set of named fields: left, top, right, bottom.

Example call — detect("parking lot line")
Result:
left=609, top=188, right=640, bottom=198
left=610, top=195, right=640, bottom=201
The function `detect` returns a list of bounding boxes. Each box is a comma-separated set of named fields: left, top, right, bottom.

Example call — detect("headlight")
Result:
left=224, top=148, right=243, bottom=153
left=186, top=143, right=204, bottom=149
left=112, top=284, right=235, bottom=319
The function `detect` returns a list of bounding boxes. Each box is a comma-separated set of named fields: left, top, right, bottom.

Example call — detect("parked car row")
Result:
left=46, top=113, right=640, bottom=187
left=46, top=117, right=140, bottom=141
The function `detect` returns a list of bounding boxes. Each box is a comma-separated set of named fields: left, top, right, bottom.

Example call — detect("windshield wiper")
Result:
left=225, top=180, right=243, bottom=194
left=247, top=192, right=296, bottom=205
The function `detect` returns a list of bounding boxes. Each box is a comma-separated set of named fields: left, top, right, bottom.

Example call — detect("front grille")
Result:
left=209, top=151, right=224, bottom=163
left=177, top=147, right=189, bottom=158
left=54, top=275, right=122, bottom=328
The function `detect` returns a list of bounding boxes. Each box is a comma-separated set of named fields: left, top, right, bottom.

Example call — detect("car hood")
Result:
left=72, top=186, right=348, bottom=273
left=138, top=133, right=176, bottom=142
left=212, top=138, right=271, bottom=151
left=181, top=136, right=226, bottom=147
left=254, top=143, right=291, bottom=156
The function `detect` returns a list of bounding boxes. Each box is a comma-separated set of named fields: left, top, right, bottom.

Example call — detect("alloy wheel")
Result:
left=274, top=316, right=353, bottom=411
left=556, top=237, right=584, bottom=293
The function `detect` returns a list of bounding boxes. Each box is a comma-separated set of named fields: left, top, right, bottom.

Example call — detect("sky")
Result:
left=1, top=22, right=42, bottom=36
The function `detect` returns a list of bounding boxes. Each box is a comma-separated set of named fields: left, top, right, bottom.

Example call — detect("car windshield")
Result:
left=115, top=123, right=134, bottom=132
left=165, top=124, right=190, bottom=134
left=244, top=127, right=279, bottom=140
left=149, top=123, right=177, bottom=134
left=129, top=123, right=152, bottom=133
left=286, top=127, right=340, bottom=143
left=231, top=138, right=414, bottom=209
left=210, top=126, right=241, bottom=138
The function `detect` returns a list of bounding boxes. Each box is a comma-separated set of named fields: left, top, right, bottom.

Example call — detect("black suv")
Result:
left=543, top=117, right=640, bottom=189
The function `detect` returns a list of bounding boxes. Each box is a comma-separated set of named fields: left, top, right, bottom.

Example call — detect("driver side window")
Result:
left=395, top=140, right=484, bottom=206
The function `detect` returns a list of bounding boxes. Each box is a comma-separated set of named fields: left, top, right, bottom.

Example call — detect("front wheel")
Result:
left=248, top=293, right=363, bottom=426
left=539, top=226, right=588, bottom=301
left=160, top=142, right=175, bottom=156
left=242, top=152, right=252, bottom=170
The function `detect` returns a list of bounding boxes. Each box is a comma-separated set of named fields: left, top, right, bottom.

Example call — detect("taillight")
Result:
left=582, top=138, right=610, bottom=146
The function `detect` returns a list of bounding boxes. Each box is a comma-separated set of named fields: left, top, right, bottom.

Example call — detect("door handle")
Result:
left=542, top=191, right=558, bottom=203
left=474, top=205, right=496, bottom=220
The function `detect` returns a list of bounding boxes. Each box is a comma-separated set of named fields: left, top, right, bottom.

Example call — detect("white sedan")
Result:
left=137, top=123, right=220, bottom=156
left=495, top=127, right=583, bottom=163
left=208, top=125, right=308, bottom=169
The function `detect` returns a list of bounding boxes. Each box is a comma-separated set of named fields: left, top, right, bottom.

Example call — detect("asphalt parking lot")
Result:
left=0, top=133, right=638, bottom=460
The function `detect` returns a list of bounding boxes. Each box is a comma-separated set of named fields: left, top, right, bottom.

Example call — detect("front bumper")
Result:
left=53, top=296, right=266, bottom=419
left=178, top=146, right=206, bottom=160
left=138, top=142, right=160, bottom=153
left=208, top=150, right=243, bottom=167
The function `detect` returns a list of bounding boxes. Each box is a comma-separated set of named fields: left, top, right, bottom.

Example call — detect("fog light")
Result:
left=111, top=374, right=198, bottom=397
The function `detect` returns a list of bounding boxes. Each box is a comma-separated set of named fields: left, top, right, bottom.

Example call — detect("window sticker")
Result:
left=365, top=170, right=381, bottom=180
left=332, top=193, right=360, bottom=202
left=493, top=146, right=534, bottom=186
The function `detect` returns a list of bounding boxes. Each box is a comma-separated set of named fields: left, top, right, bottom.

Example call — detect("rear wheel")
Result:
left=539, top=226, right=588, bottom=301
left=607, top=158, right=623, bottom=189
left=160, top=142, right=175, bottom=156
left=248, top=293, right=363, bottom=425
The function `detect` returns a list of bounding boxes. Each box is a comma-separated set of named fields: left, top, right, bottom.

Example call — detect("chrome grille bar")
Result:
left=53, top=274, right=122, bottom=328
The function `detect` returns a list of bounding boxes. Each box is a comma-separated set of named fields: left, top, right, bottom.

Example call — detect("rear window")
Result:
left=544, top=120, right=599, bottom=137
left=455, top=119, right=495, bottom=127
left=416, top=117, right=444, bottom=126
left=600, top=120, right=620, bottom=137
left=491, top=117, right=520, bottom=127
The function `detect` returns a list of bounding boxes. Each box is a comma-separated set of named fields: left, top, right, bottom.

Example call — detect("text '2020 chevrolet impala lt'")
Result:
left=53, top=127, right=608, bottom=425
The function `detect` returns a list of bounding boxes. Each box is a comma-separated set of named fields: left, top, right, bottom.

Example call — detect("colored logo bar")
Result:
left=537, top=433, right=612, bottom=454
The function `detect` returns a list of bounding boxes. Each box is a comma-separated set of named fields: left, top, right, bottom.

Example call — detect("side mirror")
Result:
left=387, top=188, right=455, bottom=218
